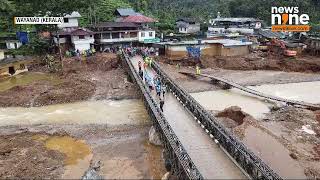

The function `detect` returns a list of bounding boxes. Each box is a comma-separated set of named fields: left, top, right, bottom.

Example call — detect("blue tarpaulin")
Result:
left=16, top=31, right=28, bottom=44
left=186, top=46, right=201, bottom=58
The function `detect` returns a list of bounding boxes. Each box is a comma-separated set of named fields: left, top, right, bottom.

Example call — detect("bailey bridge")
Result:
left=120, top=51, right=282, bottom=180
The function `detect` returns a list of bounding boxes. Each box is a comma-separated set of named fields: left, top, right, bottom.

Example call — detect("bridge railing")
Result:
left=120, top=51, right=203, bottom=179
left=151, top=61, right=282, bottom=180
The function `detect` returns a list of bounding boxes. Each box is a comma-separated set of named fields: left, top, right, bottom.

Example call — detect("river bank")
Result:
left=0, top=53, right=139, bottom=107
left=0, top=53, right=166, bottom=179
left=159, top=61, right=320, bottom=179
left=0, top=99, right=166, bottom=179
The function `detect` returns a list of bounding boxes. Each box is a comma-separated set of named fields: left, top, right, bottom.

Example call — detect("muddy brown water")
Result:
left=191, top=81, right=320, bottom=119
left=191, top=81, right=320, bottom=179
left=0, top=99, right=164, bottom=179
left=0, top=100, right=149, bottom=126
left=33, top=134, right=92, bottom=179
left=242, top=126, right=306, bottom=179
left=0, top=72, right=61, bottom=92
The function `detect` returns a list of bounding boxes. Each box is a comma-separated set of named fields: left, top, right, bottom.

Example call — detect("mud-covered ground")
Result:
left=0, top=53, right=165, bottom=179
left=0, top=53, right=139, bottom=107
left=159, top=60, right=320, bottom=179
left=158, top=61, right=320, bottom=93
left=201, top=53, right=320, bottom=73
left=0, top=124, right=166, bottom=179
left=0, top=132, right=64, bottom=179
left=162, top=52, right=320, bottom=73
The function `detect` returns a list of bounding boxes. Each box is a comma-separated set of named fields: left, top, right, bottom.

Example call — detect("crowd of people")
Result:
left=125, top=47, right=167, bottom=112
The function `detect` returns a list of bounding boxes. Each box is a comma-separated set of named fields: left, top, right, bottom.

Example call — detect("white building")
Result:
left=55, top=12, right=94, bottom=51
left=71, top=29, right=95, bottom=51
left=5, top=40, right=22, bottom=49
left=92, top=22, right=157, bottom=50
left=54, top=27, right=94, bottom=51
left=208, top=18, right=262, bottom=36
left=58, top=11, right=81, bottom=29
left=138, top=30, right=155, bottom=42
left=176, top=18, right=201, bottom=34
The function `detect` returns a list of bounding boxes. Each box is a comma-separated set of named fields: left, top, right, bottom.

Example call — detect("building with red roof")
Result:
left=119, top=15, right=157, bottom=24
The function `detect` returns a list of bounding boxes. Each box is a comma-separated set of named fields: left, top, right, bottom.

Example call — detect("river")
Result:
left=191, top=81, right=320, bottom=119
left=0, top=99, right=165, bottom=179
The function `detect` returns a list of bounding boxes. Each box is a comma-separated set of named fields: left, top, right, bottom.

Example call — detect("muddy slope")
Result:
left=0, top=53, right=139, bottom=107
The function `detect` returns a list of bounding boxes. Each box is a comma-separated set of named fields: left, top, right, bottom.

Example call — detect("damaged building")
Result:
left=155, top=39, right=252, bottom=60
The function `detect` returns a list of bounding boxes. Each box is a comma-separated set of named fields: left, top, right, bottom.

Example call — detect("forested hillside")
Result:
left=1, top=0, right=319, bottom=32
left=129, top=0, right=320, bottom=29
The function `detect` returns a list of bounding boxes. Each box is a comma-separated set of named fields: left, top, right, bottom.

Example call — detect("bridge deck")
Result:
left=130, top=56, right=246, bottom=179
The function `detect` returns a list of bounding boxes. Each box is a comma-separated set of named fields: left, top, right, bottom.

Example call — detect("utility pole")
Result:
left=55, top=30, right=63, bottom=70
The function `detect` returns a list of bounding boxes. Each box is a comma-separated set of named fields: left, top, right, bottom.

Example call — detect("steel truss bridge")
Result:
left=121, top=51, right=282, bottom=180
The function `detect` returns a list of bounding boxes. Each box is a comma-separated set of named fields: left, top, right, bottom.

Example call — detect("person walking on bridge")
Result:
left=156, top=83, right=161, bottom=97
left=138, top=60, right=142, bottom=71
left=160, top=97, right=164, bottom=112
left=139, top=69, right=143, bottom=79
left=162, top=83, right=167, bottom=98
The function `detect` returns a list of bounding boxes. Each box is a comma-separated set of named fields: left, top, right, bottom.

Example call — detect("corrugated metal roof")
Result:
left=116, top=8, right=138, bottom=16
left=157, top=39, right=252, bottom=47
left=176, top=18, right=196, bottom=23
left=258, top=30, right=285, bottom=39
left=212, top=18, right=260, bottom=23
left=64, top=11, right=81, bottom=18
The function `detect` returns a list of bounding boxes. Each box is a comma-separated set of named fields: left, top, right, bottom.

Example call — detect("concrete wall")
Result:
left=165, top=43, right=249, bottom=59
left=6, top=41, right=22, bottom=49
left=221, top=45, right=249, bottom=57
left=0, top=51, right=4, bottom=60
left=58, top=17, right=79, bottom=28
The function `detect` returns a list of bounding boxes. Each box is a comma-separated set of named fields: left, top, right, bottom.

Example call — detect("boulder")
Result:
left=149, top=126, right=163, bottom=146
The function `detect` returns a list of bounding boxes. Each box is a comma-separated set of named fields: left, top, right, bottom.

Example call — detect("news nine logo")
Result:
left=14, top=17, right=64, bottom=25
left=271, top=6, right=310, bottom=32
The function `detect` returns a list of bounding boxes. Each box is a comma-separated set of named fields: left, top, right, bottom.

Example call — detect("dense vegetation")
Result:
left=1, top=0, right=319, bottom=32
left=132, top=0, right=320, bottom=31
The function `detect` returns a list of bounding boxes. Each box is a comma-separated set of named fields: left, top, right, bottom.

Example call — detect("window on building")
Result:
left=141, top=32, right=145, bottom=37
left=102, top=33, right=111, bottom=39
left=112, top=33, right=120, bottom=39
left=149, top=32, right=153, bottom=37
left=79, top=35, right=85, bottom=39
left=184, top=28, right=187, bottom=32
left=63, top=18, right=69, bottom=23
left=130, top=32, right=137, bottom=38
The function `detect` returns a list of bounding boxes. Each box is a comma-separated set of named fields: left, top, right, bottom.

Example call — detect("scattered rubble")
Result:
left=0, top=132, right=64, bottom=179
